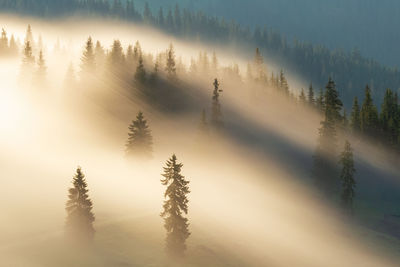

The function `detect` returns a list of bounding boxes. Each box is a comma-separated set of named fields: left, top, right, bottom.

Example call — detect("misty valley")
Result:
left=1, top=1, right=400, bottom=267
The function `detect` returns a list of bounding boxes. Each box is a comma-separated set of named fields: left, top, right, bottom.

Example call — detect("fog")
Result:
left=0, top=14, right=399, bottom=267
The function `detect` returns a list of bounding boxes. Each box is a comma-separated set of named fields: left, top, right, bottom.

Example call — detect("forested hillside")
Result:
left=133, top=0, right=400, bottom=67
left=1, top=0, right=399, bottom=108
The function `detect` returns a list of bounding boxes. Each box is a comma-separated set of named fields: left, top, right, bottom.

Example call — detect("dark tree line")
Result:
left=0, top=28, right=18, bottom=57
left=2, top=0, right=400, bottom=106
left=312, top=78, right=357, bottom=213
left=305, top=79, right=400, bottom=151
left=14, top=24, right=398, bottom=152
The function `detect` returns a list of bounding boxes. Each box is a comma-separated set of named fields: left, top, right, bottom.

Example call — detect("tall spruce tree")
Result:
left=308, top=83, right=315, bottom=106
left=80, top=37, right=96, bottom=75
left=279, top=70, right=289, bottom=95
left=211, top=78, right=223, bottom=129
left=380, top=89, right=399, bottom=145
left=0, top=28, right=8, bottom=55
left=324, top=77, right=343, bottom=123
left=34, top=50, right=47, bottom=83
left=160, top=154, right=190, bottom=258
left=20, top=41, right=35, bottom=79
left=360, top=85, right=379, bottom=137
left=24, top=24, right=34, bottom=47
left=165, top=43, right=177, bottom=80
left=351, top=97, right=361, bottom=132
left=312, top=78, right=342, bottom=197
left=254, top=48, right=266, bottom=81
left=22, top=41, right=35, bottom=65
left=126, top=111, right=153, bottom=158
left=108, top=39, right=125, bottom=74
left=299, top=88, right=307, bottom=106
left=339, top=141, right=356, bottom=214
left=65, top=167, right=95, bottom=243
left=134, top=54, right=146, bottom=83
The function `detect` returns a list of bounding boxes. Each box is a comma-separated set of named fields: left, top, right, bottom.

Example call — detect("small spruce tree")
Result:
left=308, top=83, right=315, bottom=106
left=80, top=37, right=96, bottom=75
left=351, top=97, right=361, bottom=132
left=65, top=167, right=95, bottom=243
left=34, top=50, right=47, bottom=83
left=134, top=54, right=146, bottom=83
left=211, top=78, right=223, bottom=129
left=161, top=154, right=190, bottom=258
left=165, top=43, right=177, bottom=80
left=279, top=70, right=289, bottom=95
left=0, top=28, right=8, bottom=54
left=126, top=111, right=153, bottom=158
left=360, top=85, right=379, bottom=137
left=299, top=88, right=307, bottom=106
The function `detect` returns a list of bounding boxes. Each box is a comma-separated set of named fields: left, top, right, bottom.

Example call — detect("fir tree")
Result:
left=94, top=40, right=105, bottom=71
left=360, top=85, right=379, bottom=137
left=126, top=44, right=135, bottom=70
left=65, top=167, right=95, bottom=243
left=279, top=70, right=289, bottom=95
left=158, top=7, right=165, bottom=26
left=254, top=47, right=266, bottom=81
left=108, top=39, right=125, bottom=71
left=324, top=77, right=343, bottom=123
left=380, top=89, right=399, bottom=145
left=165, top=43, right=177, bottom=80
left=313, top=79, right=341, bottom=197
left=143, top=2, right=153, bottom=23
left=211, top=78, right=223, bottom=129
left=299, top=88, right=307, bottom=106
left=161, top=154, right=190, bottom=258
left=34, top=50, right=47, bottom=83
left=133, top=41, right=141, bottom=61
left=134, top=54, right=146, bottom=83
left=0, top=28, right=8, bottom=54
left=80, top=37, right=95, bottom=75
left=126, top=111, right=153, bottom=158
left=22, top=41, right=35, bottom=65
left=339, top=141, right=356, bottom=214
left=24, top=24, right=34, bottom=47
left=308, top=83, right=315, bottom=106
left=351, top=97, right=361, bottom=132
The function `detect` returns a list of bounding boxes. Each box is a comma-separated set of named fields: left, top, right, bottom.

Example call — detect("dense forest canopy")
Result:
left=0, top=0, right=399, bottom=108
left=133, top=0, right=400, bottom=67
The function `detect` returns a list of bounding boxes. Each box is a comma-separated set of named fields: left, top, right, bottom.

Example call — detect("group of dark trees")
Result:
left=66, top=155, right=190, bottom=258
left=304, top=81, right=400, bottom=151
left=0, top=28, right=18, bottom=57
left=2, top=0, right=399, bottom=106
left=312, top=78, right=356, bottom=214
left=17, top=25, right=47, bottom=85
